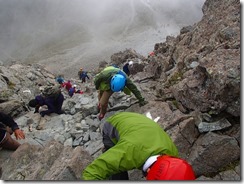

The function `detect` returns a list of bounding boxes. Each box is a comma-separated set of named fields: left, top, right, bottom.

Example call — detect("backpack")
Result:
left=41, top=85, right=61, bottom=99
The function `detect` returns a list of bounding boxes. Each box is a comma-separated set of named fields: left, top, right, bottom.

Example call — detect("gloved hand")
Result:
left=98, top=113, right=105, bottom=121
left=40, top=111, right=46, bottom=117
left=14, top=129, right=25, bottom=140
left=139, top=100, right=148, bottom=107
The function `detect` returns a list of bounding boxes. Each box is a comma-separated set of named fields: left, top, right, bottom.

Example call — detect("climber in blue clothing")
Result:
left=78, top=68, right=90, bottom=83
left=55, top=75, right=65, bottom=85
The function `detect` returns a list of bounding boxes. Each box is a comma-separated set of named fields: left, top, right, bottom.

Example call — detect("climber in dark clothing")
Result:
left=56, top=75, right=65, bottom=85
left=28, top=93, right=65, bottom=117
left=122, top=61, right=133, bottom=76
left=78, top=68, right=90, bottom=83
left=0, top=112, right=25, bottom=150
left=80, top=71, right=90, bottom=83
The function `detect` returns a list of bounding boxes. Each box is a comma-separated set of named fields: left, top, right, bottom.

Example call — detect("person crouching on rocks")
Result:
left=28, top=91, right=65, bottom=130
left=82, top=112, right=195, bottom=180
left=28, top=91, right=65, bottom=117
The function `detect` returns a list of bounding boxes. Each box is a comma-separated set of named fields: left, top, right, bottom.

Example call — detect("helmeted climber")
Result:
left=82, top=112, right=195, bottom=180
left=94, top=66, right=148, bottom=120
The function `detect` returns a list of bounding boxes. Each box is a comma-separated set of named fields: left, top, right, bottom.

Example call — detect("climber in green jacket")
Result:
left=94, top=66, right=147, bottom=120
left=82, top=112, right=195, bottom=180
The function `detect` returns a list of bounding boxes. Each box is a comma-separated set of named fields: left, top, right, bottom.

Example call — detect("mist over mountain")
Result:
left=0, top=0, right=240, bottom=180
left=0, top=0, right=205, bottom=76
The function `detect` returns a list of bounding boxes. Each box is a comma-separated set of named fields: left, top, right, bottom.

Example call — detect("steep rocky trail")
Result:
left=0, top=0, right=240, bottom=181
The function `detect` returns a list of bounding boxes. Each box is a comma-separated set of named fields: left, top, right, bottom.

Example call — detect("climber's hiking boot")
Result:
left=36, top=118, right=46, bottom=130
left=36, top=125, right=43, bottom=130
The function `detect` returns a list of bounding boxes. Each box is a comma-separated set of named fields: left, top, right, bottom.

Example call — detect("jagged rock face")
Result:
left=188, top=132, right=240, bottom=177
left=153, top=0, right=240, bottom=117
left=0, top=0, right=240, bottom=181
left=1, top=140, right=92, bottom=180
left=110, top=48, right=146, bottom=66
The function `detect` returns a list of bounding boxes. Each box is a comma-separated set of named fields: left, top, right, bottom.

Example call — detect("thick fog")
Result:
left=0, top=0, right=205, bottom=75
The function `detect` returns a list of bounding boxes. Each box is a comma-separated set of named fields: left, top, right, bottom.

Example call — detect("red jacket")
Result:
left=62, top=81, right=72, bottom=91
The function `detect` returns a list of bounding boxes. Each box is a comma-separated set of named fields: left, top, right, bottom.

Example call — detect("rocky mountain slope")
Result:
left=0, top=0, right=240, bottom=181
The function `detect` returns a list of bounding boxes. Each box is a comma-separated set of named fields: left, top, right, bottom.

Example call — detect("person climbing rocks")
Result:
left=122, top=60, right=133, bottom=76
left=78, top=68, right=90, bottom=83
left=55, top=75, right=65, bottom=85
left=28, top=86, right=65, bottom=117
left=0, top=112, right=25, bottom=151
left=28, top=87, right=65, bottom=130
left=82, top=112, right=195, bottom=180
left=148, top=51, right=155, bottom=57
left=62, top=80, right=72, bottom=91
left=68, top=84, right=76, bottom=97
left=94, top=66, right=148, bottom=120
left=68, top=84, right=84, bottom=97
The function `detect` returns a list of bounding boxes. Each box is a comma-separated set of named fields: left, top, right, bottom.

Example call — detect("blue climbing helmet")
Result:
left=110, top=74, right=126, bottom=92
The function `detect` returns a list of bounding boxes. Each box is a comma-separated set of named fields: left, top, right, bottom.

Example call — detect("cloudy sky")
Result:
left=0, top=0, right=205, bottom=73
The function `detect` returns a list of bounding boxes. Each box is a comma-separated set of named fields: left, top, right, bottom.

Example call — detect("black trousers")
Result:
left=110, top=171, right=129, bottom=180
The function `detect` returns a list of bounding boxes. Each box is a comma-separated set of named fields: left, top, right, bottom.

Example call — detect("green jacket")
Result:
left=82, top=112, right=179, bottom=180
left=94, top=66, right=144, bottom=101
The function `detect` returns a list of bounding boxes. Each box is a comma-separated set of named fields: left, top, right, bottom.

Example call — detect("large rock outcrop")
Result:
left=0, top=0, right=240, bottom=181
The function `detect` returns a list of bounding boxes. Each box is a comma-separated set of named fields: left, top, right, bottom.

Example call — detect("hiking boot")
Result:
left=36, top=125, right=43, bottom=130
left=36, top=118, right=46, bottom=130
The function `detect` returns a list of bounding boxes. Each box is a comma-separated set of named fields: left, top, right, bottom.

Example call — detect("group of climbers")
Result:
left=82, top=64, right=195, bottom=180
left=0, top=64, right=196, bottom=181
